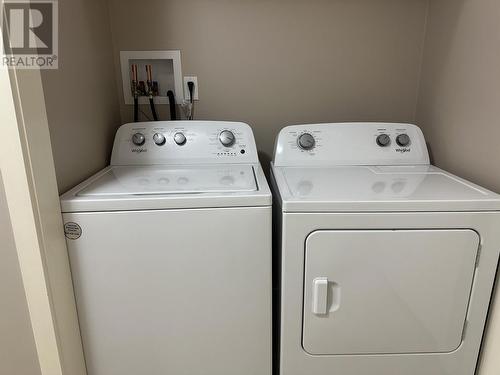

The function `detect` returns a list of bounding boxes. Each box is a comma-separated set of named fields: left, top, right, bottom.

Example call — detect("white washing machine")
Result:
left=270, top=122, right=500, bottom=375
left=61, top=121, right=272, bottom=375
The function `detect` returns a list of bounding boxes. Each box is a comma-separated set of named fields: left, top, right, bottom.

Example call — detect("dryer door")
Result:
left=302, top=229, right=479, bottom=355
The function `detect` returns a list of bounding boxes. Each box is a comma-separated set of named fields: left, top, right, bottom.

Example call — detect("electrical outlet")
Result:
left=184, top=76, right=199, bottom=101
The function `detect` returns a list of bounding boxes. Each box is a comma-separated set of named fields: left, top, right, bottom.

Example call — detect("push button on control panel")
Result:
left=376, top=133, right=391, bottom=147
left=396, top=133, right=411, bottom=147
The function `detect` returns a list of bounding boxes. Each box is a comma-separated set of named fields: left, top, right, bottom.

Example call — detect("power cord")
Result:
left=188, top=81, right=195, bottom=120
left=167, top=90, right=177, bottom=120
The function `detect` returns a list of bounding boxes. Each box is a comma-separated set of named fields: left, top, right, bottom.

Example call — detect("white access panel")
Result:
left=64, top=207, right=272, bottom=375
left=303, top=230, right=479, bottom=355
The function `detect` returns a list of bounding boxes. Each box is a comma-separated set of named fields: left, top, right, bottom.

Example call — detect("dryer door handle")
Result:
left=312, top=278, right=329, bottom=315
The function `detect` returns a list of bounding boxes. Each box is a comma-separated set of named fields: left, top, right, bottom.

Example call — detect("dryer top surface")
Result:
left=272, top=164, right=500, bottom=212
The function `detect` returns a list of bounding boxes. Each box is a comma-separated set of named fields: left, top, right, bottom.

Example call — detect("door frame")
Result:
left=1, top=62, right=86, bottom=374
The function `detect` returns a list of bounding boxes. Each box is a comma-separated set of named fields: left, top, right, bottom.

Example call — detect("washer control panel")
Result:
left=111, top=121, right=259, bottom=165
left=273, top=123, right=429, bottom=167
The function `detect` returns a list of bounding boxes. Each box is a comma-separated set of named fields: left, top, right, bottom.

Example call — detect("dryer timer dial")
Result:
left=297, top=133, right=315, bottom=150
left=376, top=133, right=391, bottom=147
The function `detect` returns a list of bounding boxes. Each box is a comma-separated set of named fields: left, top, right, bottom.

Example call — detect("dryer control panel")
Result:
left=273, top=123, right=430, bottom=167
left=111, top=121, right=259, bottom=165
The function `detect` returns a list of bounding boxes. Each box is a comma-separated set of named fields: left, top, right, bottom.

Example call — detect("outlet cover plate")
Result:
left=183, top=76, right=199, bottom=101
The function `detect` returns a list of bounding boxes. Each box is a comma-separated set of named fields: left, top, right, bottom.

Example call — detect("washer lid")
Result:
left=77, top=165, right=257, bottom=196
left=60, top=164, right=271, bottom=213
left=272, top=165, right=500, bottom=212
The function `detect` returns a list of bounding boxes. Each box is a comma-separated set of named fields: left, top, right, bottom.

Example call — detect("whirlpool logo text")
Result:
left=395, top=148, right=411, bottom=153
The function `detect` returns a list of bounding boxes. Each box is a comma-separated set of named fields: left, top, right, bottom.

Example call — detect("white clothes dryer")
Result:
left=271, top=122, right=500, bottom=375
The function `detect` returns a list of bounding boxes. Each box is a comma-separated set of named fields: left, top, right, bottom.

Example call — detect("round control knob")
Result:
left=219, top=130, right=236, bottom=147
left=153, top=133, right=166, bottom=146
left=132, top=132, right=146, bottom=146
left=174, top=132, right=187, bottom=146
left=396, top=133, right=411, bottom=147
left=376, top=133, right=391, bottom=147
left=297, top=133, right=315, bottom=150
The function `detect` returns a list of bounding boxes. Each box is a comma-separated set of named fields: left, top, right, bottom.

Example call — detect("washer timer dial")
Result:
left=219, top=130, right=236, bottom=147
left=132, top=132, right=146, bottom=146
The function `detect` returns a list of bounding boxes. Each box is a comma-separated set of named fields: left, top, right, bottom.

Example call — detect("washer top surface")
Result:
left=272, top=123, right=500, bottom=212
left=61, top=121, right=271, bottom=212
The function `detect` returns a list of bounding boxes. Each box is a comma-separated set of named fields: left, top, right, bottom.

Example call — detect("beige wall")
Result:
left=0, top=175, right=41, bottom=375
left=415, top=1, right=500, bottom=373
left=108, top=0, right=429, bottom=161
left=416, top=0, right=500, bottom=192
left=42, top=0, right=121, bottom=193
